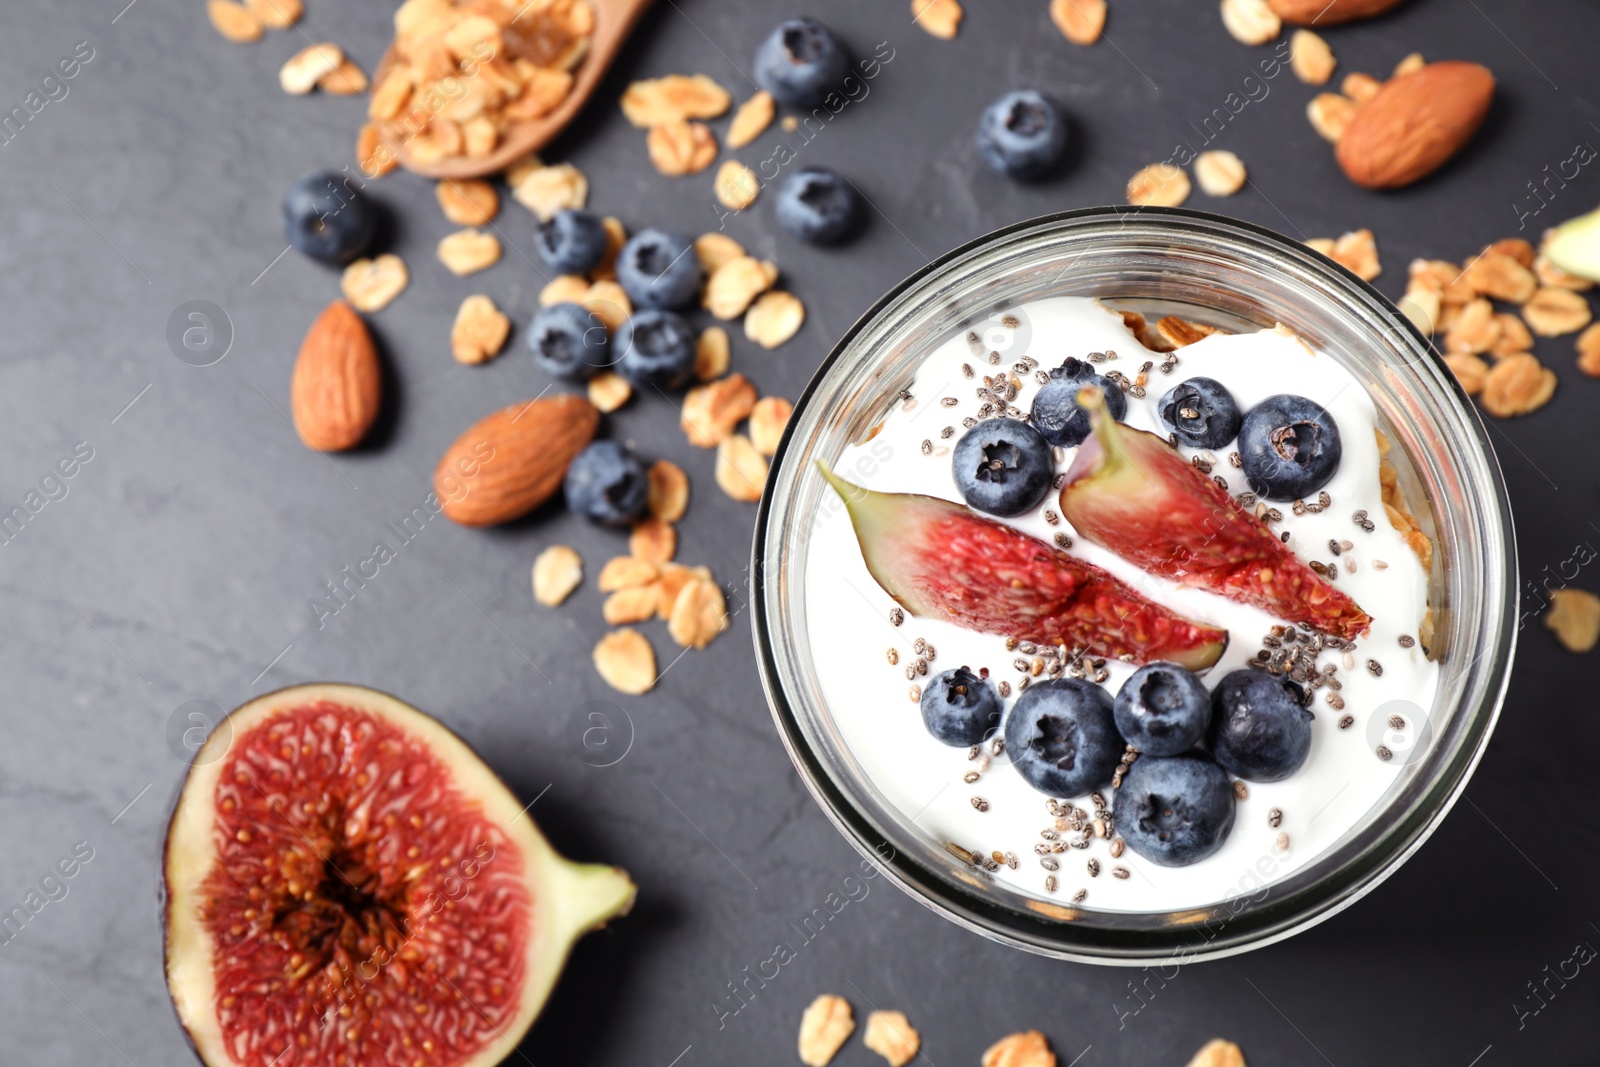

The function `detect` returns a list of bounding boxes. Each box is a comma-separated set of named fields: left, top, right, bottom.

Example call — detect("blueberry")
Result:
left=616, top=228, right=701, bottom=310
left=951, top=418, right=1054, bottom=517
left=775, top=167, right=861, bottom=244
left=535, top=210, right=607, bottom=275
left=975, top=91, right=1067, bottom=180
left=1113, top=662, right=1212, bottom=757
left=1238, top=394, right=1342, bottom=502
left=1159, top=377, right=1242, bottom=450
left=920, top=667, right=1002, bottom=747
left=1112, top=752, right=1236, bottom=867
left=1208, top=668, right=1313, bottom=782
left=615, top=309, right=696, bottom=390
left=282, top=170, right=375, bottom=265
left=753, top=17, right=848, bottom=108
left=1029, top=357, right=1127, bottom=447
left=1004, top=679, right=1121, bottom=797
left=564, top=442, right=649, bottom=526
left=528, top=303, right=610, bottom=382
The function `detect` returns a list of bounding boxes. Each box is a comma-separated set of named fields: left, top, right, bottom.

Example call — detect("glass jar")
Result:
left=751, top=207, right=1517, bottom=963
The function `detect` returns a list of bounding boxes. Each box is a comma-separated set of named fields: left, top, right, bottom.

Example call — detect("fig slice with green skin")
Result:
left=163, top=683, right=634, bottom=1067
left=1544, top=206, right=1600, bottom=282
left=818, top=463, right=1228, bottom=670
left=1059, top=387, right=1372, bottom=640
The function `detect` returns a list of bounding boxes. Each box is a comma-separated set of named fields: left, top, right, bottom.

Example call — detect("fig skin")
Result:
left=161, top=683, right=634, bottom=1067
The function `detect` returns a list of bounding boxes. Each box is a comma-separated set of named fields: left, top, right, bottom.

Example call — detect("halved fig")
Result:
left=819, top=463, right=1228, bottom=670
left=163, top=684, right=634, bottom=1067
left=1060, top=387, right=1371, bottom=639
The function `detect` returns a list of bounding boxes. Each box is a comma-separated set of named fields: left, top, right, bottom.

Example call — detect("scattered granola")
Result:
left=1577, top=323, right=1600, bottom=377
left=863, top=1010, right=920, bottom=1067
left=1220, top=0, right=1281, bottom=46
left=582, top=280, right=632, bottom=332
left=694, top=232, right=746, bottom=273
left=727, top=90, right=775, bottom=148
left=621, top=74, right=731, bottom=127
left=1194, top=150, right=1247, bottom=197
left=913, top=0, right=963, bottom=39
left=1393, top=51, right=1425, bottom=77
left=647, top=119, right=718, bottom=176
left=279, top=42, right=342, bottom=95
left=437, top=179, right=500, bottom=226
left=1311, top=228, right=1380, bottom=281
left=668, top=576, right=729, bottom=648
left=1341, top=71, right=1381, bottom=103
left=597, top=555, right=658, bottom=592
left=629, top=517, right=676, bottom=564
left=356, top=123, right=397, bottom=178
left=798, top=995, right=855, bottom=1067
left=1049, top=0, right=1107, bottom=45
left=694, top=325, right=731, bottom=381
left=749, top=396, right=794, bottom=455
left=706, top=256, right=779, bottom=319
left=1465, top=251, right=1537, bottom=304
left=1544, top=588, right=1600, bottom=652
left=682, top=373, right=758, bottom=447
left=1185, top=1038, right=1247, bottom=1067
left=340, top=254, right=409, bottom=312
left=1307, top=92, right=1358, bottom=142
left=1443, top=353, right=1489, bottom=395
left=450, top=294, right=511, bottom=364
left=1479, top=352, right=1556, bottom=417
left=715, top=434, right=768, bottom=502
left=1126, top=163, right=1191, bottom=207
left=1492, top=311, right=1534, bottom=357
left=1289, top=28, right=1335, bottom=84
left=1522, top=286, right=1592, bottom=337
left=540, top=274, right=592, bottom=306
left=1443, top=298, right=1500, bottom=355
left=647, top=459, right=690, bottom=521
left=509, top=161, right=588, bottom=220
left=603, top=585, right=658, bottom=624
left=318, top=60, right=368, bottom=96
left=245, top=0, right=300, bottom=30
left=437, top=229, right=502, bottom=275
left=593, top=216, right=627, bottom=280
left=744, top=290, right=806, bottom=348
left=532, top=545, right=582, bottom=607
left=587, top=371, right=632, bottom=412
left=981, top=1029, right=1055, bottom=1067
left=592, top=628, right=656, bottom=695
left=713, top=160, right=761, bottom=210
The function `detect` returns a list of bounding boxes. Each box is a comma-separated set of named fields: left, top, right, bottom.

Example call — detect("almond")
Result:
left=1268, top=0, right=1407, bottom=24
left=434, top=395, right=598, bottom=526
left=1335, top=61, right=1494, bottom=189
left=290, top=301, right=381, bottom=452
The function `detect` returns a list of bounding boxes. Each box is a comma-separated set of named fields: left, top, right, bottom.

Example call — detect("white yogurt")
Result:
left=803, top=297, right=1440, bottom=912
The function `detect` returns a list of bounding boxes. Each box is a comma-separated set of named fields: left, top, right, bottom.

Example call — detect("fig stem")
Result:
left=1074, top=384, right=1134, bottom=479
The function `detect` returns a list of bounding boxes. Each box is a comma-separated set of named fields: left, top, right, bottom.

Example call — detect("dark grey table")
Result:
left=2, top=1, right=1596, bottom=1064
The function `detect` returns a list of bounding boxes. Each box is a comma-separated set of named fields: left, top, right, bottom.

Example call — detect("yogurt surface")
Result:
left=802, top=296, right=1440, bottom=912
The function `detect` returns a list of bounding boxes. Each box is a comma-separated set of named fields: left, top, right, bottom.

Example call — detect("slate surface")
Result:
left=1, top=0, right=1596, bottom=1064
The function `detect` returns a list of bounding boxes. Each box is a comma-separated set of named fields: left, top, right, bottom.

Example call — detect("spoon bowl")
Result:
left=378, top=0, right=654, bottom=181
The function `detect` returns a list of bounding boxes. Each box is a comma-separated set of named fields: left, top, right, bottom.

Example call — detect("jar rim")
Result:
left=751, top=206, right=1517, bottom=963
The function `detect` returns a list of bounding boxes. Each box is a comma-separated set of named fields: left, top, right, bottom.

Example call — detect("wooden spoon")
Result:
left=377, top=0, right=654, bottom=181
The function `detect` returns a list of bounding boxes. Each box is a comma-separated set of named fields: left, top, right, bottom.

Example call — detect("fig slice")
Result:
left=163, top=684, right=634, bottom=1067
left=1059, top=387, right=1372, bottom=640
left=818, top=463, right=1228, bottom=670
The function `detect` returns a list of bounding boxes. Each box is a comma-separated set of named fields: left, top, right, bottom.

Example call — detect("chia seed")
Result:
left=1112, top=865, right=1130, bottom=880
left=1329, top=538, right=1342, bottom=557
left=962, top=362, right=975, bottom=378
left=971, top=796, right=990, bottom=811
left=1233, top=780, right=1249, bottom=800
left=1072, top=888, right=1087, bottom=903
left=1268, top=806, right=1282, bottom=828
left=1229, top=451, right=1243, bottom=468
left=1053, top=532, right=1074, bottom=549
left=1338, top=714, right=1354, bottom=729
left=1399, top=634, right=1415, bottom=648
left=1045, top=875, right=1058, bottom=893
left=1274, top=832, right=1290, bottom=853
left=1040, top=856, right=1060, bottom=871
left=1387, top=713, right=1406, bottom=729
left=1109, top=838, right=1125, bottom=859
left=1087, top=858, right=1100, bottom=878
left=1367, top=659, right=1383, bottom=677
left=1376, top=745, right=1393, bottom=762
left=1044, top=509, right=1060, bottom=525
left=886, top=648, right=899, bottom=665
left=889, top=608, right=904, bottom=626
left=908, top=685, right=921, bottom=702
left=940, top=425, right=955, bottom=439
left=920, top=439, right=932, bottom=455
